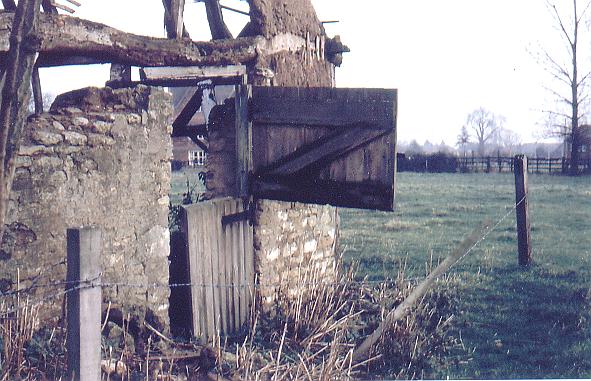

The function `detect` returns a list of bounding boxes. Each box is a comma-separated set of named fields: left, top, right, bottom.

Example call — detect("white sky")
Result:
left=39, top=0, right=585, bottom=145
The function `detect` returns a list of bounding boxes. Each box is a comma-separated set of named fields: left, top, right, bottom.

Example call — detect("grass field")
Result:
left=339, top=172, right=591, bottom=378
left=169, top=169, right=591, bottom=378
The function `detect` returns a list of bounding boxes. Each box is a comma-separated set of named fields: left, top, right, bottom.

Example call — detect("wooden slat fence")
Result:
left=180, top=198, right=254, bottom=343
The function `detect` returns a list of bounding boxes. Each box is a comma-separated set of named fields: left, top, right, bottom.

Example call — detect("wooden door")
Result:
left=249, top=86, right=397, bottom=211
left=180, top=198, right=254, bottom=343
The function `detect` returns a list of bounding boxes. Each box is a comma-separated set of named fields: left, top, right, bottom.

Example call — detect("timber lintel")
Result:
left=0, top=13, right=328, bottom=68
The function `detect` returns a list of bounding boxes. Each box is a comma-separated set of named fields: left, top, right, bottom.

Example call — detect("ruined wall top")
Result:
left=248, top=0, right=325, bottom=38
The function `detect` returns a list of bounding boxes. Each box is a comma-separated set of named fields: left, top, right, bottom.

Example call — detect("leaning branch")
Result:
left=351, top=221, right=492, bottom=363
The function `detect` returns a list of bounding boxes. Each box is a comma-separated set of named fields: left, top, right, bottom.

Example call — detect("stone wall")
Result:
left=254, top=201, right=338, bottom=309
left=1, top=85, right=172, bottom=327
left=205, top=0, right=339, bottom=311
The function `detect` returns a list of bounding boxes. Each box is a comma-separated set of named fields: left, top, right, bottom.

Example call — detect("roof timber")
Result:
left=0, top=12, right=317, bottom=68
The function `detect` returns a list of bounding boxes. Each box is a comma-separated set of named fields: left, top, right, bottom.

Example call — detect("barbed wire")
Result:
left=0, top=196, right=525, bottom=316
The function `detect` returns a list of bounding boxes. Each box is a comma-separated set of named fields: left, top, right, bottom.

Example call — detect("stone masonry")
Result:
left=1, top=85, right=172, bottom=327
left=205, top=0, right=339, bottom=311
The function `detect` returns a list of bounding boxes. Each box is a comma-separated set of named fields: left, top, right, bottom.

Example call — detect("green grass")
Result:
left=339, top=172, right=591, bottom=379
left=170, top=167, right=206, bottom=205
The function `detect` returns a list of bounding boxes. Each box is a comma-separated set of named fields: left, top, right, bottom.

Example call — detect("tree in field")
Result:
left=541, top=0, right=591, bottom=174
left=456, top=126, right=471, bottom=157
left=465, top=108, right=504, bottom=156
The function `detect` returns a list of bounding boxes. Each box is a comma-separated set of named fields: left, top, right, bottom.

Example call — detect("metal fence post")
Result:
left=66, top=227, right=102, bottom=381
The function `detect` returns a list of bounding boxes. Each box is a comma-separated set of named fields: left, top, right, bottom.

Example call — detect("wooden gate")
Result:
left=249, top=86, right=397, bottom=211
left=180, top=198, right=254, bottom=343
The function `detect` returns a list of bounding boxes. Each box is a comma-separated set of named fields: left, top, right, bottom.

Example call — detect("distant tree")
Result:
left=456, top=126, right=470, bottom=157
left=492, top=127, right=522, bottom=156
left=27, top=92, right=54, bottom=113
left=466, top=107, right=504, bottom=156
left=406, top=139, right=423, bottom=155
left=536, top=144, right=550, bottom=158
left=539, top=0, right=591, bottom=174
left=423, top=139, right=435, bottom=154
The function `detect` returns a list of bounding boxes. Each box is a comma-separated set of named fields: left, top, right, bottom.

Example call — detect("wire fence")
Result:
left=0, top=194, right=527, bottom=317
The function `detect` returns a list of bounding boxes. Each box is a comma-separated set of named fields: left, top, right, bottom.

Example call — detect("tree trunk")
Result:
left=0, top=0, right=42, bottom=244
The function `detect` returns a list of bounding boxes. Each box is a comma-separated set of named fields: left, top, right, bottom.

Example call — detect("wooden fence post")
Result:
left=514, top=155, right=532, bottom=266
left=66, top=228, right=102, bottom=381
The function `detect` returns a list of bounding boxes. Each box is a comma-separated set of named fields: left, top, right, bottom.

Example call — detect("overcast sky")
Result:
left=39, top=0, right=585, bottom=145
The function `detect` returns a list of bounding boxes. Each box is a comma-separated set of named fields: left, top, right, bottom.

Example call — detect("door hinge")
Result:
left=221, top=201, right=255, bottom=227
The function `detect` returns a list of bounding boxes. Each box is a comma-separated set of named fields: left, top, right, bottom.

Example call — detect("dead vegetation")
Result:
left=0, top=260, right=459, bottom=380
left=225, top=261, right=459, bottom=380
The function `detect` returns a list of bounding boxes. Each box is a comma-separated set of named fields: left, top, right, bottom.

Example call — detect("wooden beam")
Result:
left=162, top=0, right=190, bottom=39
left=172, top=88, right=204, bottom=134
left=140, top=65, right=247, bottom=82
left=31, top=66, right=43, bottom=114
left=251, top=87, right=397, bottom=129
left=171, top=0, right=185, bottom=40
left=204, top=0, right=233, bottom=40
left=259, top=127, right=388, bottom=176
left=0, top=13, right=260, bottom=67
left=0, top=14, right=318, bottom=69
left=1, top=0, right=16, bottom=10
left=252, top=175, right=395, bottom=211
left=235, top=83, right=252, bottom=198
left=0, top=0, right=42, bottom=243
left=41, top=0, right=58, bottom=14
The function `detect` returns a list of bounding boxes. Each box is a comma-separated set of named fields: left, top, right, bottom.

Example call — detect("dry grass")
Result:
left=221, top=260, right=459, bottom=380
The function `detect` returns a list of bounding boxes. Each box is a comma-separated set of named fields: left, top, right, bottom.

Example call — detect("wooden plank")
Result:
left=251, top=87, right=396, bottom=129
left=231, top=200, right=241, bottom=330
left=214, top=200, right=227, bottom=335
left=252, top=176, right=394, bottom=211
left=235, top=83, right=252, bottom=198
left=259, top=127, right=388, bottom=176
left=172, top=88, right=203, bottom=134
left=244, top=206, right=254, bottom=317
left=218, top=200, right=230, bottom=335
left=237, top=202, right=247, bottom=325
left=203, top=204, right=217, bottom=340
left=225, top=200, right=237, bottom=333
left=182, top=205, right=204, bottom=341
left=140, top=65, right=246, bottom=81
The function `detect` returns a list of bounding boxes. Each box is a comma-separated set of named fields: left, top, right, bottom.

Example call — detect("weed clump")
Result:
left=226, top=264, right=460, bottom=380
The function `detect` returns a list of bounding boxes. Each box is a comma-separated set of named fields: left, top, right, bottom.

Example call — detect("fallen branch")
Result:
left=351, top=220, right=493, bottom=363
